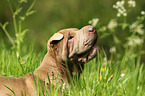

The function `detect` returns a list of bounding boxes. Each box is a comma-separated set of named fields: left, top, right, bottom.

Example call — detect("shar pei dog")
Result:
left=0, top=25, right=99, bottom=96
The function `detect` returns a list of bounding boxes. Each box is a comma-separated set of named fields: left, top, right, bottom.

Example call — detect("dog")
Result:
left=0, top=25, right=99, bottom=96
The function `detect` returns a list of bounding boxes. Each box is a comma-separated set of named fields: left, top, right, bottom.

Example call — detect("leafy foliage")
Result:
left=0, top=0, right=36, bottom=58
left=89, top=0, right=145, bottom=60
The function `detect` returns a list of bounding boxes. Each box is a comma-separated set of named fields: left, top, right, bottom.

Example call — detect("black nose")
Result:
left=89, top=26, right=96, bottom=32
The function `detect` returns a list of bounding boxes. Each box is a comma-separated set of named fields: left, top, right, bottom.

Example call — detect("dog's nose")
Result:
left=88, top=26, right=96, bottom=33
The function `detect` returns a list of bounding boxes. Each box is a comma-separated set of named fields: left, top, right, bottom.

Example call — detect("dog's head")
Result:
left=47, top=25, right=99, bottom=64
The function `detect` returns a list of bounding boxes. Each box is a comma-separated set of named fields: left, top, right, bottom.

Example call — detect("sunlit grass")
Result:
left=0, top=42, right=44, bottom=77
left=0, top=0, right=145, bottom=95
left=0, top=43, right=145, bottom=96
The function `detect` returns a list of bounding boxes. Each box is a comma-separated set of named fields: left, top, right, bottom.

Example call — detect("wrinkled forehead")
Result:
left=58, top=28, right=79, bottom=36
left=57, top=25, right=93, bottom=35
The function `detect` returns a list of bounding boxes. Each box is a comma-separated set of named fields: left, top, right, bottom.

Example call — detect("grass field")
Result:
left=0, top=0, right=145, bottom=95
left=0, top=41, right=145, bottom=96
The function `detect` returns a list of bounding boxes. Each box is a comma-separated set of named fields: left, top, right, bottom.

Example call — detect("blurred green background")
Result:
left=0, top=0, right=144, bottom=49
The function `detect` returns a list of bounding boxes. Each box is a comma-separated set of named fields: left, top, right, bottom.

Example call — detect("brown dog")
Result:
left=0, top=25, right=99, bottom=96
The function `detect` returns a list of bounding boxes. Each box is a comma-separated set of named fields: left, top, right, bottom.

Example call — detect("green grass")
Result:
left=0, top=41, right=145, bottom=96
left=0, top=0, right=145, bottom=95
left=0, top=41, right=44, bottom=77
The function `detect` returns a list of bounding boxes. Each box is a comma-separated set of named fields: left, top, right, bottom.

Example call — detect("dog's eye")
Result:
left=68, top=35, right=74, bottom=40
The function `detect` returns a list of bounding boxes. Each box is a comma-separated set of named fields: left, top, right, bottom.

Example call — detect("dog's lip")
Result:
left=75, top=35, right=98, bottom=63
left=77, top=44, right=99, bottom=63
left=77, top=36, right=98, bottom=55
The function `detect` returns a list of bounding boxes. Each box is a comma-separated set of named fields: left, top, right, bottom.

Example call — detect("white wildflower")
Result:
left=123, top=8, right=126, bottom=12
left=109, top=46, right=116, bottom=53
left=89, top=18, right=99, bottom=26
left=136, top=24, right=144, bottom=35
left=113, top=0, right=127, bottom=17
left=118, top=73, right=126, bottom=81
left=134, top=38, right=143, bottom=44
left=118, top=9, right=123, bottom=13
left=121, top=1, right=125, bottom=5
left=128, top=36, right=143, bottom=46
left=108, top=19, right=118, bottom=30
left=128, top=40, right=133, bottom=46
left=113, top=5, right=118, bottom=9
left=129, top=21, right=138, bottom=29
left=128, top=0, right=136, bottom=7
left=129, top=22, right=144, bottom=35
left=137, top=86, right=139, bottom=90
left=117, top=13, right=121, bottom=17
left=116, top=1, right=120, bottom=5
left=116, top=1, right=125, bottom=6
left=123, top=13, right=127, bottom=16
left=141, top=11, right=145, bottom=15
left=120, top=73, right=125, bottom=77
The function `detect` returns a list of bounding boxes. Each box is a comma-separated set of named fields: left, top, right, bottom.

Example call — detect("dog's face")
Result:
left=48, top=25, right=99, bottom=64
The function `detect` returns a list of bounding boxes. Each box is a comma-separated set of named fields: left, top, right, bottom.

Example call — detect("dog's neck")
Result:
left=33, top=48, right=84, bottom=84
left=33, top=51, right=69, bottom=83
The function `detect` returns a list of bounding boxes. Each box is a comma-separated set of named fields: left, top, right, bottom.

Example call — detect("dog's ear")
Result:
left=48, top=33, right=64, bottom=47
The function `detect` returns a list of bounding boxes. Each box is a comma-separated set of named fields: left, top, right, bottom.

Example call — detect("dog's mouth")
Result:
left=69, top=39, right=99, bottom=63
left=76, top=30, right=99, bottom=63
left=68, top=26, right=99, bottom=63
left=77, top=44, right=99, bottom=63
